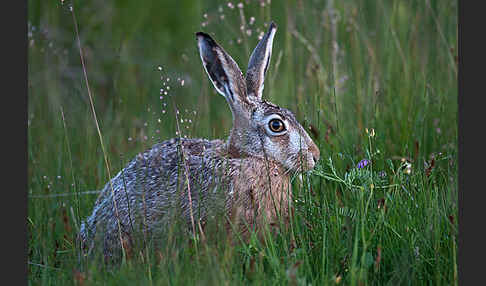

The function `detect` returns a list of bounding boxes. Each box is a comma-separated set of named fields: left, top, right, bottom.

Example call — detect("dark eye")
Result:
left=269, top=118, right=285, bottom=133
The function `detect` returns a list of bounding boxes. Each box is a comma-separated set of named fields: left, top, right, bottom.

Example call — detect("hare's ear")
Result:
left=246, top=22, right=277, bottom=101
left=196, top=32, right=252, bottom=116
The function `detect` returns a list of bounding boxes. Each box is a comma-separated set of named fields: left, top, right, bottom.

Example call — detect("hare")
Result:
left=78, top=22, right=320, bottom=261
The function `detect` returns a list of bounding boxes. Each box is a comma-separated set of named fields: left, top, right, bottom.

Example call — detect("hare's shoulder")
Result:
left=232, top=158, right=290, bottom=186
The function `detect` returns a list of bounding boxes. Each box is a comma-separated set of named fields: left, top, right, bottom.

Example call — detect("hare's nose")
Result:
left=309, top=144, right=320, bottom=164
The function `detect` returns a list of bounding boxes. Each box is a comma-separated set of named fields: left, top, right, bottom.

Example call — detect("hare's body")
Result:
left=80, top=137, right=292, bottom=257
left=79, top=22, right=319, bottom=260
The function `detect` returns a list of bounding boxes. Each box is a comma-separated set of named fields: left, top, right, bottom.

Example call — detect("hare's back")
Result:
left=128, top=137, right=225, bottom=180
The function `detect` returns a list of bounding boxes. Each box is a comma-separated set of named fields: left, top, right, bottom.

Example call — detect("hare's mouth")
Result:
left=283, top=152, right=317, bottom=173
left=298, top=158, right=317, bottom=172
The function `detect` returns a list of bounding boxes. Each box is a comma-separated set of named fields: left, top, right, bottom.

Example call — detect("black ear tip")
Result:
left=196, top=32, right=217, bottom=46
left=269, top=21, right=277, bottom=30
left=196, top=31, right=207, bottom=39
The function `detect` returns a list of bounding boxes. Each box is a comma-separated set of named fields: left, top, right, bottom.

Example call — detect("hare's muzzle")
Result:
left=308, top=143, right=320, bottom=169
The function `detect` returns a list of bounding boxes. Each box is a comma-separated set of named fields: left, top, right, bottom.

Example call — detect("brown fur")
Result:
left=78, top=22, right=319, bottom=261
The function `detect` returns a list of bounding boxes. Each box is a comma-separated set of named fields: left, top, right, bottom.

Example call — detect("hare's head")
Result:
left=197, top=22, right=320, bottom=172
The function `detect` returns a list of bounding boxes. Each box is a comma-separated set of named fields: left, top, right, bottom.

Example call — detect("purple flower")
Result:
left=357, top=159, right=370, bottom=169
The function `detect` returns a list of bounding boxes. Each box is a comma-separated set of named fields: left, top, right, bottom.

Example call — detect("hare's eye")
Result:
left=268, top=118, right=285, bottom=133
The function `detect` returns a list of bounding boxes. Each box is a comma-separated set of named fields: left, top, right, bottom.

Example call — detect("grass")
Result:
left=28, top=0, right=457, bottom=285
